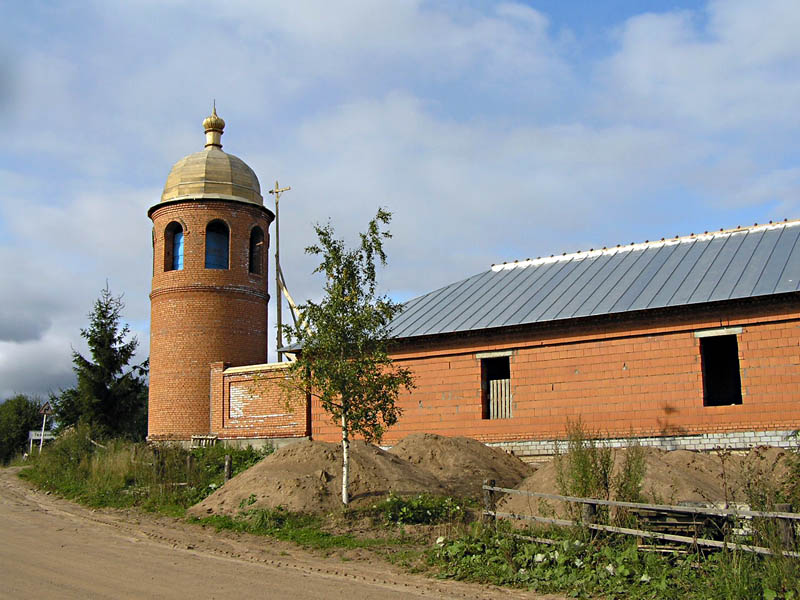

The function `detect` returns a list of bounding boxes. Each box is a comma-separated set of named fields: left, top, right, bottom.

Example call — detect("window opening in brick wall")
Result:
left=481, top=356, right=511, bottom=419
left=164, top=221, right=184, bottom=271
left=249, top=226, right=264, bottom=275
left=700, top=334, right=742, bottom=406
left=205, top=220, right=229, bottom=269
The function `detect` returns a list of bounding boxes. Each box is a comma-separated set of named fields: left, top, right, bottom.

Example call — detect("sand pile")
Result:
left=498, top=446, right=797, bottom=518
left=388, top=433, right=534, bottom=499
left=729, top=446, right=796, bottom=499
left=191, top=436, right=796, bottom=518
left=189, top=439, right=447, bottom=517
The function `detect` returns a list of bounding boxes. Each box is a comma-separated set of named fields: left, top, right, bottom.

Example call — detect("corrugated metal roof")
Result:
left=391, top=221, right=800, bottom=339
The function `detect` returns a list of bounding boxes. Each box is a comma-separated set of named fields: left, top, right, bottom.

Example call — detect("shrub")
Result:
left=376, top=493, right=467, bottom=525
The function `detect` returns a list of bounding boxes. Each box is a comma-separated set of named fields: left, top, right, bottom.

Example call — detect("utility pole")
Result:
left=269, top=181, right=291, bottom=361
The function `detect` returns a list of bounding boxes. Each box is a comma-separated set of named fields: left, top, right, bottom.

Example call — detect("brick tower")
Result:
left=148, top=109, right=274, bottom=441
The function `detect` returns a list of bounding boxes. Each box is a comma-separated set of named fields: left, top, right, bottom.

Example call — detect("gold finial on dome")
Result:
left=203, top=102, right=225, bottom=148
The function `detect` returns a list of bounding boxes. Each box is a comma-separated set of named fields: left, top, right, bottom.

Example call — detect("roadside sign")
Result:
left=29, top=430, right=55, bottom=454
left=39, top=402, right=53, bottom=416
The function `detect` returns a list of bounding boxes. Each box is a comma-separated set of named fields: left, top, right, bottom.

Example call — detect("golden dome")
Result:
left=158, top=109, right=263, bottom=206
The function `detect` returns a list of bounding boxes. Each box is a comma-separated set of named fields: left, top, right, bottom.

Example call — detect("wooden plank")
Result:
left=483, top=485, right=800, bottom=521
left=489, top=511, right=800, bottom=558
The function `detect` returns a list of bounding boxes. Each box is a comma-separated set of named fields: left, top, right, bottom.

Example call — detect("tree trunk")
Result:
left=341, top=411, right=350, bottom=505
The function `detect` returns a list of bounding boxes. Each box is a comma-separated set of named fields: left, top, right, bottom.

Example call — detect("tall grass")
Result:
left=20, top=424, right=271, bottom=515
left=554, top=420, right=646, bottom=525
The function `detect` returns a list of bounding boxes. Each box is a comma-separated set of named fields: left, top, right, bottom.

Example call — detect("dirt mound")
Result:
left=388, top=433, right=534, bottom=500
left=729, top=446, right=796, bottom=499
left=189, top=439, right=447, bottom=517
left=497, top=446, right=792, bottom=518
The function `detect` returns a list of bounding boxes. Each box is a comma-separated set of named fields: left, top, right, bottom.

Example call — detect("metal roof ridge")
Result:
left=490, top=219, right=800, bottom=273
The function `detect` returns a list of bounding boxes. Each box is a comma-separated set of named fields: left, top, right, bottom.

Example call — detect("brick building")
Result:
left=148, top=113, right=800, bottom=457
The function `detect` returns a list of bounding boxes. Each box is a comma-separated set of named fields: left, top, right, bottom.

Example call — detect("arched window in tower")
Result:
left=249, top=227, right=264, bottom=275
left=164, top=221, right=184, bottom=271
left=205, top=220, right=229, bottom=269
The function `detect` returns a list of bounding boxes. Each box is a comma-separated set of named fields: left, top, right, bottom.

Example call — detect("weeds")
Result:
left=554, top=419, right=614, bottom=506
left=432, top=423, right=800, bottom=599
left=431, top=520, right=800, bottom=599
left=19, top=425, right=271, bottom=515
left=554, top=420, right=647, bottom=525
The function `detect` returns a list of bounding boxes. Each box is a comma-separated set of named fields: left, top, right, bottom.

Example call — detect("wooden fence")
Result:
left=482, top=480, right=799, bottom=558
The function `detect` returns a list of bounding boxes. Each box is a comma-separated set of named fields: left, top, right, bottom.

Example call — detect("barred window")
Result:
left=481, top=356, right=512, bottom=419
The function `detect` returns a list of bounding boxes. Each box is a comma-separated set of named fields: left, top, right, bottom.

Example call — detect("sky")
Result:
left=1, top=0, right=799, bottom=400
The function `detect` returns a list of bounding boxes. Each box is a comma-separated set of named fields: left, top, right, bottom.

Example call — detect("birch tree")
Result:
left=284, top=209, right=414, bottom=505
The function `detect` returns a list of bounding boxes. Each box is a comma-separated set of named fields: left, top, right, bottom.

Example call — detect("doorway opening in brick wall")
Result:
left=481, top=355, right=512, bottom=419
left=699, top=334, right=742, bottom=406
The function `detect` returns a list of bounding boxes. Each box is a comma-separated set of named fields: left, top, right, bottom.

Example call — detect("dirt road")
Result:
left=0, top=468, right=559, bottom=599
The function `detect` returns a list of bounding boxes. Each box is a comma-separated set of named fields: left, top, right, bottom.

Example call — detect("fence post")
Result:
left=581, top=502, right=597, bottom=525
left=186, top=453, right=194, bottom=474
left=224, top=454, right=232, bottom=482
left=483, top=479, right=496, bottom=524
left=775, top=503, right=796, bottom=549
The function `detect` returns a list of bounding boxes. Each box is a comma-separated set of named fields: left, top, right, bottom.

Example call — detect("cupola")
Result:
left=155, top=107, right=263, bottom=208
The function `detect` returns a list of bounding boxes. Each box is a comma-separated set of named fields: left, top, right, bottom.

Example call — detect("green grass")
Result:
left=192, top=508, right=396, bottom=551
left=18, top=424, right=272, bottom=515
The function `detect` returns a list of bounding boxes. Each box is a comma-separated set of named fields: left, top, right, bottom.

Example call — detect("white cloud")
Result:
left=598, top=0, right=800, bottom=132
left=2, top=0, right=799, bottom=389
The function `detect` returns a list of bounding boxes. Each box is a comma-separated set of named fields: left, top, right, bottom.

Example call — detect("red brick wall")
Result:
left=210, top=362, right=309, bottom=440
left=309, top=298, right=800, bottom=445
left=148, top=200, right=273, bottom=441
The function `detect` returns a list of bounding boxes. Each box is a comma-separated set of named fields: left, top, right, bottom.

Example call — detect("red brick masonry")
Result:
left=148, top=199, right=273, bottom=441
left=220, top=296, right=799, bottom=449
left=210, top=362, right=309, bottom=440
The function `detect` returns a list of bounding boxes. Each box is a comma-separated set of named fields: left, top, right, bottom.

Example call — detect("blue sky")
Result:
left=1, top=0, right=799, bottom=398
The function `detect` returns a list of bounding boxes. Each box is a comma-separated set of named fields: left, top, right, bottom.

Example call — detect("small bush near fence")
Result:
left=19, top=424, right=271, bottom=515
left=376, top=493, right=469, bottom=526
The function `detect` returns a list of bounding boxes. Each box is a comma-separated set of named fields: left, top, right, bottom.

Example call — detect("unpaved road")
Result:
left=0, top=468, right=560, bottom=599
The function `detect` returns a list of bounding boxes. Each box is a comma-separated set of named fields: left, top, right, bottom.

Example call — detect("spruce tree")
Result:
left=52, top=286, right=148, bottom=440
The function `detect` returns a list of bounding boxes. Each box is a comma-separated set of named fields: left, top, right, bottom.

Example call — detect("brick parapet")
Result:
left=211, top=362, right=309, bottom=440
